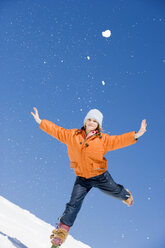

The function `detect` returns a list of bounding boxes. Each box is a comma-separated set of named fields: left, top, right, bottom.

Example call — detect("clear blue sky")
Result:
left=1, top=0, right=165, bottom=247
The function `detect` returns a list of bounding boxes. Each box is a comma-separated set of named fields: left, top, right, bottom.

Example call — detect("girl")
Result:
left=31, top=107, right=147, bottom=247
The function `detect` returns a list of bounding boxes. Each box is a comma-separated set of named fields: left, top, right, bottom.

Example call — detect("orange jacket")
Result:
left=40, top=119, right=137, bottom=179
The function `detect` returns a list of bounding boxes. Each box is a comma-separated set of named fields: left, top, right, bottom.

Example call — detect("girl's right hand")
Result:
left=31, top=107, right=41, bottom=124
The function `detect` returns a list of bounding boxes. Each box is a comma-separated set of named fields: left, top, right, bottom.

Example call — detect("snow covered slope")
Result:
left=0, top=196, right=91, bottom=248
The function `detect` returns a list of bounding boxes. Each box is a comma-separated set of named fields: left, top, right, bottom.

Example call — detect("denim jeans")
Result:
left=60, top=170, right=130, bottom=227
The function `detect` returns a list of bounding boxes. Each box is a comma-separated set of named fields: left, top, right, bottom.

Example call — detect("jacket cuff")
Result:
left=134, top=131, right=138, bottom=141
left=39, top=119, right=45, bottom=130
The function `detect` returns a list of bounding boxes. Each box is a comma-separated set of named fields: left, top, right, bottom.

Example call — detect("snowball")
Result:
left=102, top=29, right=111, bottom=38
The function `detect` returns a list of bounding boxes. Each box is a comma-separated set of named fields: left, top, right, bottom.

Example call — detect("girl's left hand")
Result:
left=135, top=119, right=147, bottom=139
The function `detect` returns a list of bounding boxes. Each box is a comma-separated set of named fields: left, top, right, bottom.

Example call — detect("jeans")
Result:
left=60, top=171, right=130, bottom=227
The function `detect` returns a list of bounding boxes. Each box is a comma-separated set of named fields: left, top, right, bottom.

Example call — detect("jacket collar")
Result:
left=86, top=130, right=98, bottom=140
left=76, top=128, right=102, bottom=139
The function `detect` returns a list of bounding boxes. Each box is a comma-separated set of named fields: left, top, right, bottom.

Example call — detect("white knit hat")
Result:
left=84, top=109, right=103, bottom=128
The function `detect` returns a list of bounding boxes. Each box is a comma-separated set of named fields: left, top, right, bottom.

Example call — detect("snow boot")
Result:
left=122, top=189, right=133, bottom=207
left=50, top=222, right=70, bottom=247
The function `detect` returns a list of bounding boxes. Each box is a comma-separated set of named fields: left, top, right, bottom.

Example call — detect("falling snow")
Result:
left=102, top=29, right=111, bottom=38
left=121, top=234, right=125, bottom=239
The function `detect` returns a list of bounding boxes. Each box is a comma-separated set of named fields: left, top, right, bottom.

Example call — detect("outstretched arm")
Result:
left=104, top=119, right=147, bottom=152
left=31, top=107, right=74, bottom=145
left=134, top=119, right=147, bottom=139
left=31, top=107, right=41, bottom=124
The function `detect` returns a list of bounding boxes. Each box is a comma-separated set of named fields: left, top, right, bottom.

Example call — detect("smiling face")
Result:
left=85, top=118, right=99, bottom=134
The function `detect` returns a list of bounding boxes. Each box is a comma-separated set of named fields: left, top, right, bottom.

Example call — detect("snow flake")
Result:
left=121, top=234, right=125, bottom=239
left=102, top=81, right=105, bottom=86
left=43, top=61, right=47, bottom=64
left=102, top=29, right=111, bottom=38
left=80, top=109, right=83, bottom=112
left=87, top=56, right=90, bottom=60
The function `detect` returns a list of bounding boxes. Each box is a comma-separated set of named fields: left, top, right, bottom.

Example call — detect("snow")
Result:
left=101, top=80, right=105, bottom=86
left=0, top=195, right=91, bottom=248
left=102, top=29, right=111, bottom=38
left=121, top=233, right=125, bottom=239
left=0, top=235, right=15, bottom=248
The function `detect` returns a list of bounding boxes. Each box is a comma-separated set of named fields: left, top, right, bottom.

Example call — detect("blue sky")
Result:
left=1, top=0, right=165, bottom=247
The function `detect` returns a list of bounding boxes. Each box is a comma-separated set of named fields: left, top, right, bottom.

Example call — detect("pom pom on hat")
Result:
left=84, top=109, right=103, bottom=128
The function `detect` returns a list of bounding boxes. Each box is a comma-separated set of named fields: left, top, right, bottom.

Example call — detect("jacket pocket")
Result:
left=92, top=162, right=106, bottom=171
left=70, top=161, right=81, bottom=174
